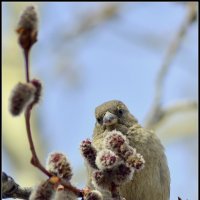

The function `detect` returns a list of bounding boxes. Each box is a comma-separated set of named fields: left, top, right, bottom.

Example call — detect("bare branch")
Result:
left=14, top=6, right=85, bottom=198
left=62, top=3, right=121, bottom=42
left=24, top=102, right=52, bottom=177
left=144, top=2, right=197, bottom=128
left=154, top=2, right=197, bottom=106
left=150, top=100, right=197, bottom=128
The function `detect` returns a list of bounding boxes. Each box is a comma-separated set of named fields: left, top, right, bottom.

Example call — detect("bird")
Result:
left=89, top=100, right=170, bottom=200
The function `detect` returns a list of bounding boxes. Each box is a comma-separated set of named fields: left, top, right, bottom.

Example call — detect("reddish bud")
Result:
left=46, top=152, right=72, bottom=181
left=126, top=153, right=145, bottom=171
left=104, top=130, right=128, bottom=154
left=80, top=139, right=97, bottom=169
left=96, top=149, right=120, bottom=170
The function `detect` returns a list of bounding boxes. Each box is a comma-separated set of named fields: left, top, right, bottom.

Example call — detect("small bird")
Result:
left=89, top=100, right=170, bottom=200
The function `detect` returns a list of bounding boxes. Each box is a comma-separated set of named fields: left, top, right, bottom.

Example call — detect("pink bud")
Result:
left=46, top=152, right=72, bottom=181
left=104, top=130, right=128, bottom=153
left=126, top=153, right=145, bottom=171
left=96, top=149, right=120, bottom=170
left=80, top=139, right=97, bottom=169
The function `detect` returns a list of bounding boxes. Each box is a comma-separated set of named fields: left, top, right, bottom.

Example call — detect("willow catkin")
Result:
left=9, top=82, right=36, bottom=116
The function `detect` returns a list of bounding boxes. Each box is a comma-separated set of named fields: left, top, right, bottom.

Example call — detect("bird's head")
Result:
left=95, top=100, right=137, bottom=131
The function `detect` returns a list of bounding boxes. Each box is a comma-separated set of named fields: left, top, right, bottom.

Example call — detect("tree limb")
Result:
left=149, top=100, right=197, bottom=129
left=144, top=2, right=197, bottom=129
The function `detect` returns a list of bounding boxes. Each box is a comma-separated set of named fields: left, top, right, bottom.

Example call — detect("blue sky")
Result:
left=2, top=2, right=198, bottom=199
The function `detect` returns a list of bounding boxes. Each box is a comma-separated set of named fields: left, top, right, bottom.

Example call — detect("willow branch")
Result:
left=24, top=103, right=52, bottom=177
left=15, top=6, right=84, bottom=198
left=24, top=49, right=30, bottom=83
left=22, top=40, right=83, bottom=199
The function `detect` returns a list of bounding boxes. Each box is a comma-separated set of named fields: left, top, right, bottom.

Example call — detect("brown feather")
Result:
left=90, top=100, right=170, bottom=200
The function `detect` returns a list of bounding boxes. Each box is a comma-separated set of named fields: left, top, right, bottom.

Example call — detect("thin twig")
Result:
left=22, top=45, right=83, bottom=196
left=24, top=49, right=30, bottom=83
left=22, top=55, right=83, bottom=197
left=5, top=5, right=85, bottom=199
left=24, top=104, right=52, bottom=177
left=18, top=9, right=52, bottom=176
left=59, top=3, right=121, bottom=43
left=22, top=29, right=51, bottom=177
left=144, top=2, right=197, bottom=128
left=156, top=2, right=196, bottom=106
left=154, top=2, right=196, bottom=108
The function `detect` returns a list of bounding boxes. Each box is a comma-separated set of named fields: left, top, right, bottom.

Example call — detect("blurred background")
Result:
left=2, top=2, right=198, bottom=200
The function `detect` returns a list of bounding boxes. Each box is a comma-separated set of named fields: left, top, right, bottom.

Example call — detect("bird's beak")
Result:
left=103, top=111, right=118, bottom=126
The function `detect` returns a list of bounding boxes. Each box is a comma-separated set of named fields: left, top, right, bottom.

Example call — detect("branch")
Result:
left=150, top=100, right=197, bottom=128
left=13, top=6, right=84, bottom=199
left=16, top=6, right=52, bottom=178
left=2, top=171, right=32, bottom=199
left=24, top=102, right=52, bottom=177
left=153, top=2, right=197, bottom=108
left=60, top=3, right=121, bottom=43
left=144, top=2, right=197, bottom=128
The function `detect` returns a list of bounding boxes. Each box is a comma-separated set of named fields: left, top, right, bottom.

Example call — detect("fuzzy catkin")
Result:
left=84, top=190, right=103, bottom=200
left=29, top=180, right=54, bottom=200
left=46, top=152, right=72, bottom=181
left=9, top=82, right=36, bottom=116
left=54, top=188, right=77, bottom=200
left=17, top=6, right=38, bottom=31
left=16, top=6, right=38, bottom=50
left=95, top=149, right=120, bottom=170
left=80, top=139, right=98, bottom=169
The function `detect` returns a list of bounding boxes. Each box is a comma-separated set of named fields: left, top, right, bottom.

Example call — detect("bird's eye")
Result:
left=117, top=109, right=123, bottom=116
left=97, top=117, right=102, bottom=124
